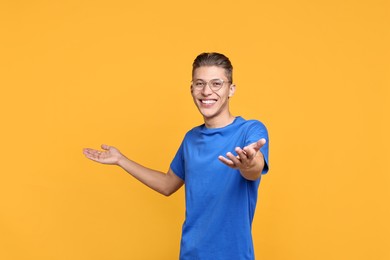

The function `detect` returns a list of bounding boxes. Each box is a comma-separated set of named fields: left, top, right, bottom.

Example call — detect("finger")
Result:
left=254, top=138, right=266, bottom=151
left=245, top=138, right=266, bottom=153
left=235, top=147, right=249, bottom=161
left=83, top=149, right=99, bottom=160
left=257, top=138, right=266, bottom=149
left=226, top=152, right=242, bottom=166
left=83, top=148, right=98, bottom=156
left=218, top=156, right=236, bottom=168
left=84, top=148, right=105, bottom=159
left=101, top=144, right=111, bottom=150
left=85, top=153, right=101, bottom=162
left=242, top=146, right=258, bottom=160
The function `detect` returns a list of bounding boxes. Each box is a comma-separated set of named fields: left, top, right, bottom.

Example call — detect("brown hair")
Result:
left=192, top=52, right=233, bottom=83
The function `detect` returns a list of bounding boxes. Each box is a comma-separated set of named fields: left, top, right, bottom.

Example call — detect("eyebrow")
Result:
left=193, top=78, right=223, bottom=81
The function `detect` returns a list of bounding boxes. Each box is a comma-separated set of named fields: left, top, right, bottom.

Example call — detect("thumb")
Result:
left=254, top=138, right=266, bottom=151
left=101, top=144, right=111, bottom=150
left=244, top=138, right=266, bottom=153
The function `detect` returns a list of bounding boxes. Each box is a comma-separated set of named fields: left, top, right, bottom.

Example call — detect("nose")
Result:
left=201, top=83, right=213, bottom=95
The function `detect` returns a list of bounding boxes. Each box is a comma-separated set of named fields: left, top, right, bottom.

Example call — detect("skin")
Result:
left=191, top=66, right=266, bottom=180
left=83, top=65, right=266, bottom=196
left=83, top=145, right=183, bottom=196
left=191, top=66, right=236, bottom=128
left=218, top=139, right=266, bottom=181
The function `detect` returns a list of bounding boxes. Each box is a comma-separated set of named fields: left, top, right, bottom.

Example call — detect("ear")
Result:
left=228, top=84, right=236, bottom=98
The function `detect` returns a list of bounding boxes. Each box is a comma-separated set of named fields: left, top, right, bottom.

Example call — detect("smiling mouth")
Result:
left=200, top=99, right=217, bottom=104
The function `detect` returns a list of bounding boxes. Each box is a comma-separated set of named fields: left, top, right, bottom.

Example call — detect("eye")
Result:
left=211, top=80, right=223, bottom=88
left=194, top=81, right=206, bottom=87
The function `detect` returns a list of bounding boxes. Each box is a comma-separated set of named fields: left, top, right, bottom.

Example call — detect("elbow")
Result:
left=161, top=188, right=175, bottom=197
left=161, top=189, right=172, bottom=197
left=160, top=183, right=182, bottom=197
left=159, top=172, right=183, bottom=196
left=160, top=185, right=176, bottom=197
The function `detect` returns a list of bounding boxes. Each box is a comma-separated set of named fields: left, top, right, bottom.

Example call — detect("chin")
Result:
left=196, top=104, right=211, bottom=114
left=200, top=110, right=220, bottom=120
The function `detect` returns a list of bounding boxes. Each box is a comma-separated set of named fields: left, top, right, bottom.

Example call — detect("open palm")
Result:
left=83, top=144, right=123, bottom=165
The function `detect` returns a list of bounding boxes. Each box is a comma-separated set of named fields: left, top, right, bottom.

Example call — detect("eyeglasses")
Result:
left=191, top=79, right=230, bottom=92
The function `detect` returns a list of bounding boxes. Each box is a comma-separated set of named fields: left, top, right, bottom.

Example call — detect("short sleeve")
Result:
left=170, top=140, right=185, bottom=181
left=245, top=121, right=270, bottom=174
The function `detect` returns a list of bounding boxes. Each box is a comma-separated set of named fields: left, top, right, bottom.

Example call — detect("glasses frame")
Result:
left=191, top=78, right=231, bottom=92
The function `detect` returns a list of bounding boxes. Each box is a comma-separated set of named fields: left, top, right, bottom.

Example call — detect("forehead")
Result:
left=193, top=66, right=228, bottom=80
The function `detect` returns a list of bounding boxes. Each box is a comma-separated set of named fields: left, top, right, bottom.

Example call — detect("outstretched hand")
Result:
left=218, top=138, right=266, bottom=170
left=83, top=144, right=124, bottom=165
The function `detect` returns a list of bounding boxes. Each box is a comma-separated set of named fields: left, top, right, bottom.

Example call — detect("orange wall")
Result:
left=0, top=0, right=389, bottom=259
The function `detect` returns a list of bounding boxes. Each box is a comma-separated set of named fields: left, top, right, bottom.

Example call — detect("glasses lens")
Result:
left=210, top=79, right=224, bottom=91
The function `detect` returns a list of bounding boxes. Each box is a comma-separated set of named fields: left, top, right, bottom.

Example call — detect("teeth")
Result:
left=201, top=100, right=216, bottom=104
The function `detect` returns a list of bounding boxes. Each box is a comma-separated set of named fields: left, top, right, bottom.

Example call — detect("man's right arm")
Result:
left=83, top=144, right=184, bottom=196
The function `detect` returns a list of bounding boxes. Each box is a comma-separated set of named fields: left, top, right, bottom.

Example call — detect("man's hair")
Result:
left=192, top=52, right=233, bottom=83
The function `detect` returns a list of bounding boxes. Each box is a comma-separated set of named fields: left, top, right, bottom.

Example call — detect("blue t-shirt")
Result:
left=170, top=116, right=269, bottom=260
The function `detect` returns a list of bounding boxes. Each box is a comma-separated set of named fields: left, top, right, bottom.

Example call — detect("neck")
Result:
left=204, top=113, right=236, bottom=129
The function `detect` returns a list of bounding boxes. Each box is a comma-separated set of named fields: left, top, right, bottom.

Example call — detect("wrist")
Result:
left=116, top=154, right=128, bottom=167
left=239, top=156, right=264, bottom=180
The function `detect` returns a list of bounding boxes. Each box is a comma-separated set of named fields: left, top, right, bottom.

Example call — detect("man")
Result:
left=83, top=52, right=269, bottom=259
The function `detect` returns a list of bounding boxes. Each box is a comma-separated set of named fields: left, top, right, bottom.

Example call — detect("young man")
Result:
left=83, top=52, right=269, bottom=259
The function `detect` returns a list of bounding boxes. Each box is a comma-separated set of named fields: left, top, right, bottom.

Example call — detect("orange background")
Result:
left=0, top=0, right=389, bottom=259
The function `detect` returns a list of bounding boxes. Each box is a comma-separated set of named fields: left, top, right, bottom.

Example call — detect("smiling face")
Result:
left=191, top=66, right=236, bottom=128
